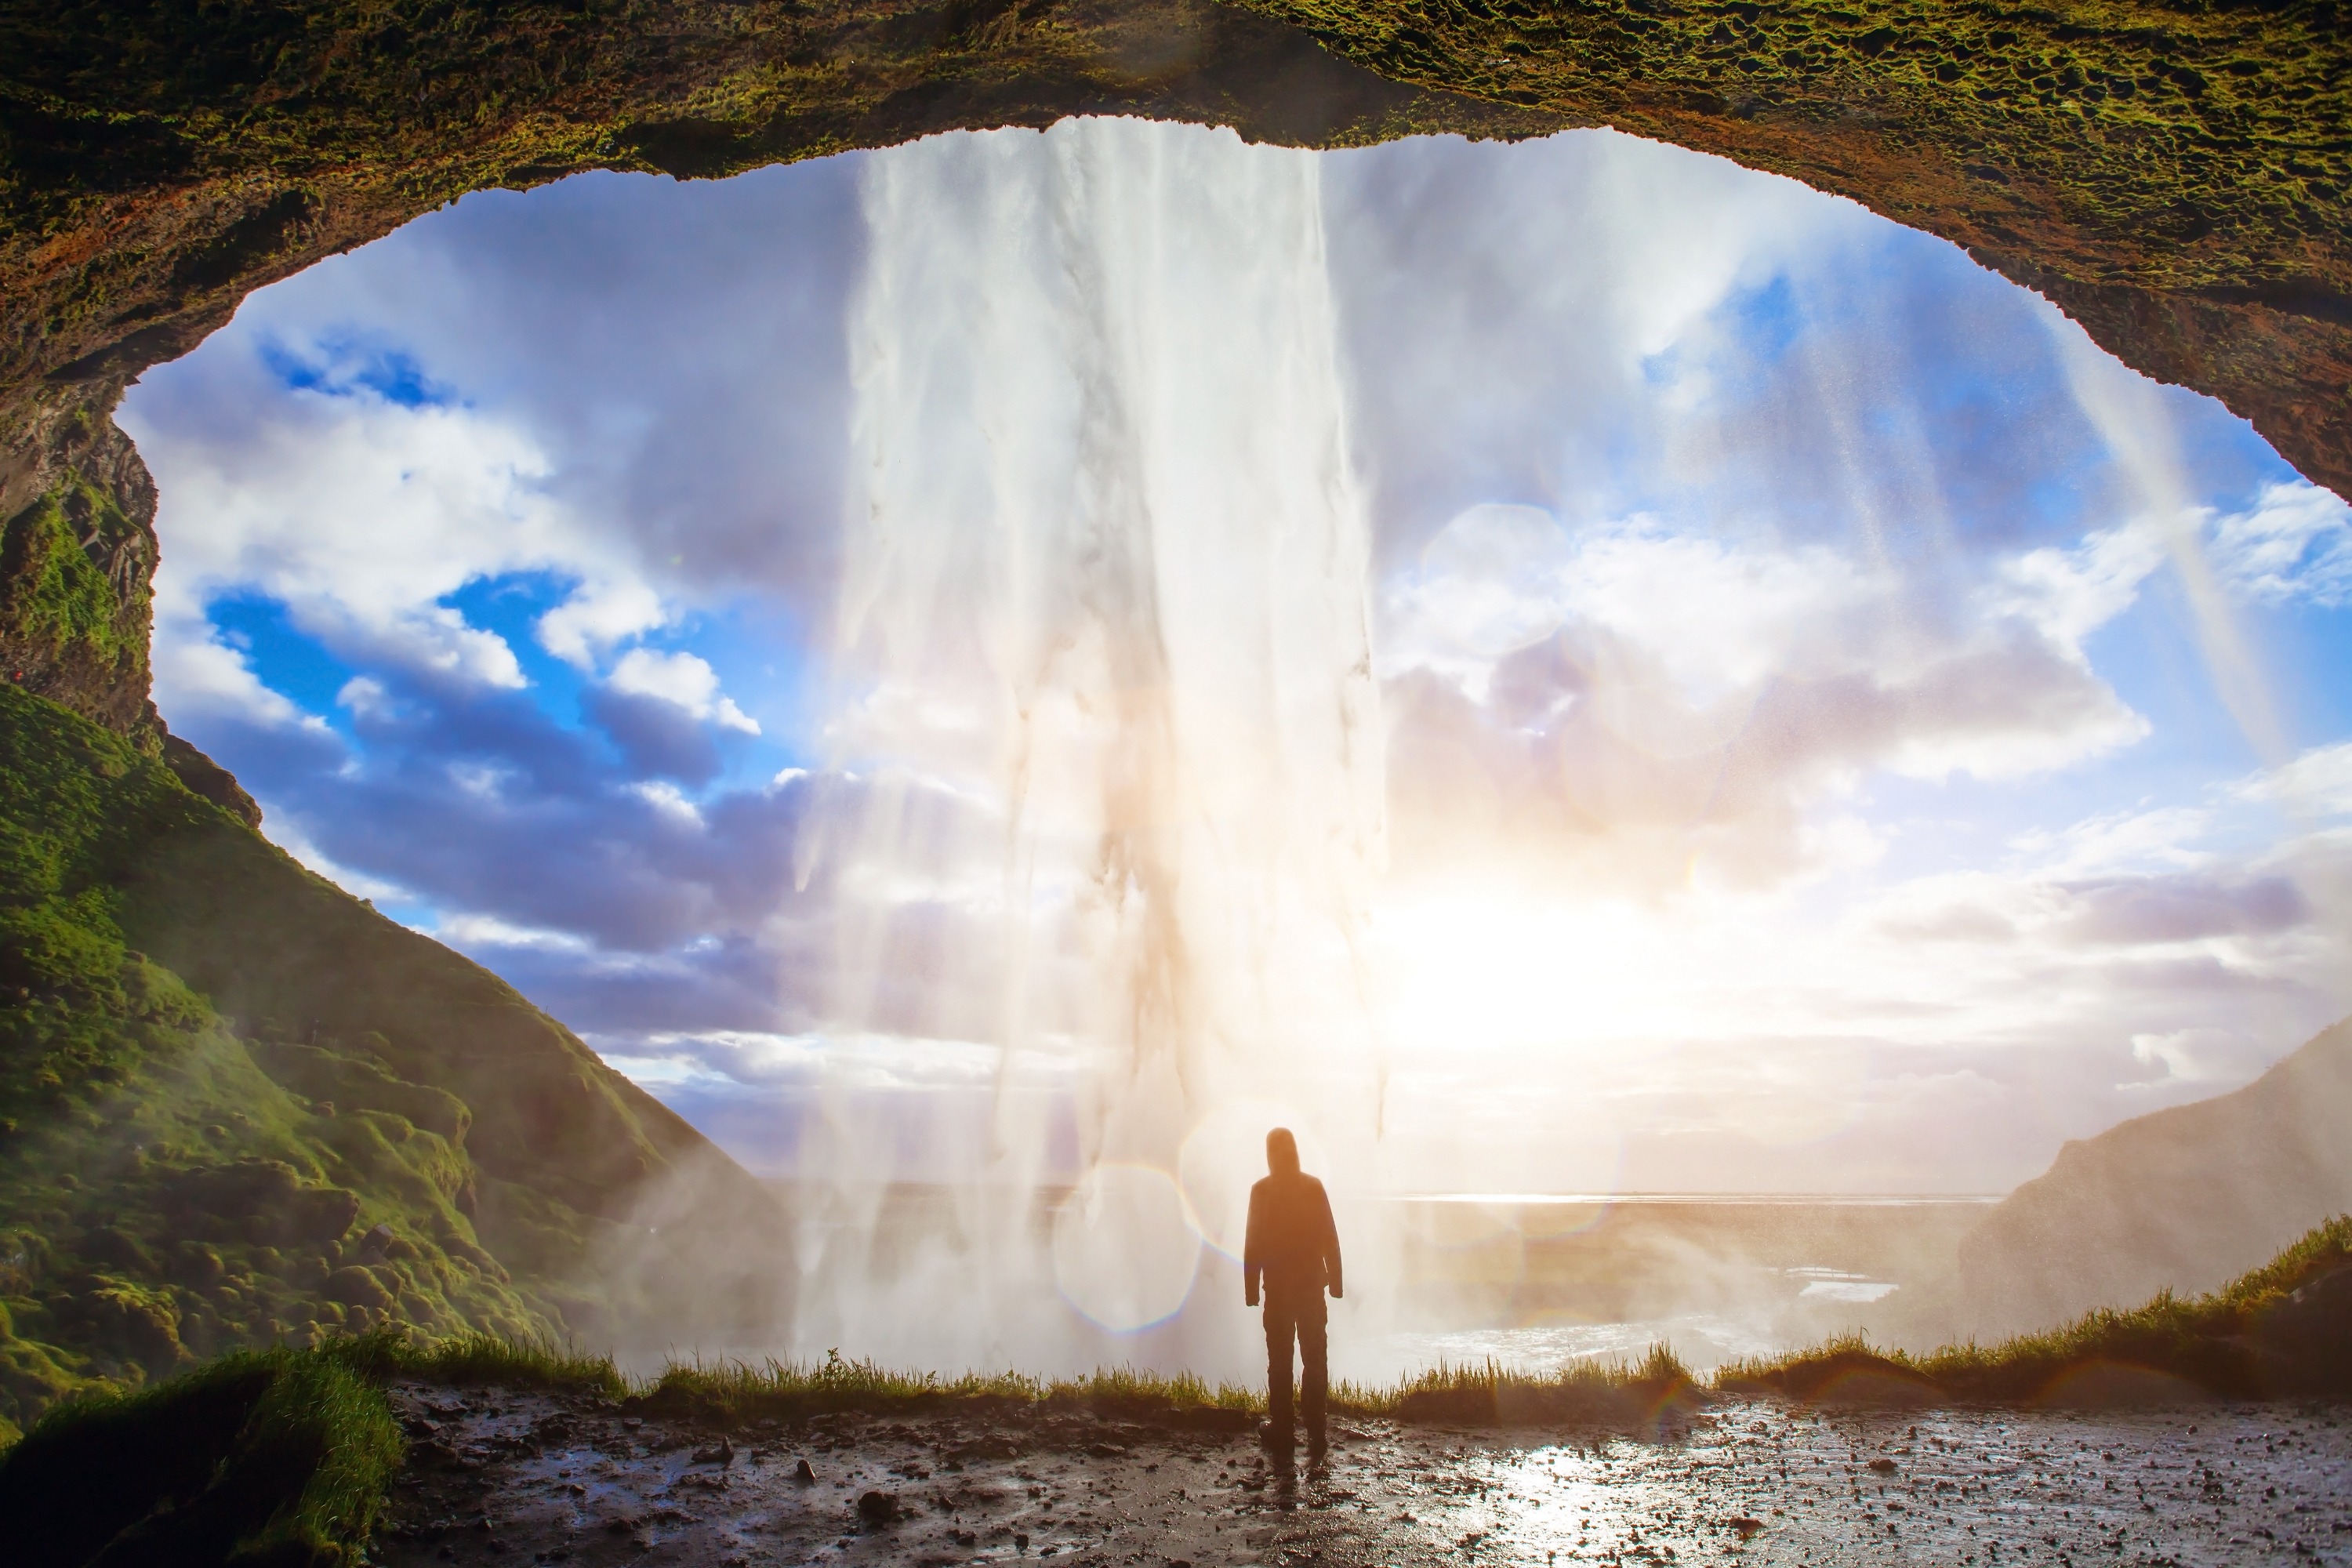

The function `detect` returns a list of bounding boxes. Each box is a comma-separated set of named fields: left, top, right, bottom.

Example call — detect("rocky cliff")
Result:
left=1956, top=1017, right=2352, bottom=1336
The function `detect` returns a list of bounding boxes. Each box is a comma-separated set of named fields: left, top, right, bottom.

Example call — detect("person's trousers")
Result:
left=1264, top=1289, right=1328, bottom=1446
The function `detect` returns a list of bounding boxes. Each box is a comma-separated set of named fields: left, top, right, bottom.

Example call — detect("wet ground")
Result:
left=375, top=1385, right=2352, bottom=1568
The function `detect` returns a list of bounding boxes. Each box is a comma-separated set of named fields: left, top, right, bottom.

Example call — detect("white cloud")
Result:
left=607, top=647, right=760, bottom=733
left=336, top=675, right=392, bottom=718
left=124, top=378, right=681, bottom=713
left=2010, top=805, right=2214, bottom=877
left=2208, top=481, right=2352, bottom=607
left=447, top=761, right=513, bottom=800
left=1563, top=524, right=1877, bottom=696
left=599, top=1029, right=1025, bottom=1094
left=1991, top=519, right=2166, bottom=649
left=434, top=913, right=595, bottom=953
left=538, top=577, right=668, bottom=666
left=2237, top=739, right=2352, bottom=819
left=2125, top=1028, right=2270, bottom=1091
left=153, top=627, right=330, bottom=730
left=1386, top=506, right=1879, bottom=703
left=628, top=779, right=706, bottom=826
left=1379, top=502, right=2151, bottom=892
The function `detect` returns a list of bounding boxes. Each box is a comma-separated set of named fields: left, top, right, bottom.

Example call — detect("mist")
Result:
left=118, top=116, right=2352, bottom=1381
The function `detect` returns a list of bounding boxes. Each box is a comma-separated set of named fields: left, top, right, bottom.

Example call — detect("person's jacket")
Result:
left=1244, top=1171, right=1342, bottom=1302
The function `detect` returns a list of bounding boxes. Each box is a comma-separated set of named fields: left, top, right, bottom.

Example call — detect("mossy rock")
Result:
left=320, top=1269, right=391, bottom=1314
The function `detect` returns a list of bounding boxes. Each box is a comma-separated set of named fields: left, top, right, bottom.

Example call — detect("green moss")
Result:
left=0, top=479, right=146, bottom=674
left=5, top=0, right=2337, bottom=296
left=249, top=1040, right=471, bottom=1145
left=0, top=997, right=564, bottom=1428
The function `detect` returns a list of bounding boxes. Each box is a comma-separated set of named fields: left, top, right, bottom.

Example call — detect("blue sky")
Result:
left=118, top=123, right=2352, bottom=1198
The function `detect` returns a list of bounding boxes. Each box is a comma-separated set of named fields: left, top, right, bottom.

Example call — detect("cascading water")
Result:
left=785, top=118, right=1392, bottom=1376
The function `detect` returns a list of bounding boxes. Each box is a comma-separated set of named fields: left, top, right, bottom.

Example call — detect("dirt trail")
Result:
left=376, top=1385, right=2352, bottom=1567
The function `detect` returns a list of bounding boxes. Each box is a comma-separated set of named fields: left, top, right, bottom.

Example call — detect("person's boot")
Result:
left=1305, top=1421, right=1328, bottom=1467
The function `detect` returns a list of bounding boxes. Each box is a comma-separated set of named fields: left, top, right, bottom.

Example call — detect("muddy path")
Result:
left=375, top=1385, right=2352, bottom=1567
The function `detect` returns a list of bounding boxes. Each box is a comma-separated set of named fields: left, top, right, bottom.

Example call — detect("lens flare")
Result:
left=1051, top=1163, right=1203, bottom=1332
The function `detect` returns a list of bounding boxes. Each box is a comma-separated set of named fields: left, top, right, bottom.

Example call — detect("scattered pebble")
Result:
left=372, top=1384, right=2352, bottom=1566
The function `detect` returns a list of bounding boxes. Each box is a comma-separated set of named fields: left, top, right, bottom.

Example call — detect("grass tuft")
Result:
left=386, top=1330, right=629, bottom=1400
left=1347, top=1345, right=1700, bottom=1426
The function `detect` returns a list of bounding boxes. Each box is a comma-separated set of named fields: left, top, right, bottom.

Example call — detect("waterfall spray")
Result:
left=788, top=118, right=1389, bottom=1375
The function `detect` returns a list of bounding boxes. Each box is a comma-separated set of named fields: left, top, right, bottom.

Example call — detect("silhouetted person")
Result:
left=1244, top=1127, right=1341, bottom=1457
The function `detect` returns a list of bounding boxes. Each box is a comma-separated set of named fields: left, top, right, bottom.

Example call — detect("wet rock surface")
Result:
left=376, top=1384, right=2351, bottom=1567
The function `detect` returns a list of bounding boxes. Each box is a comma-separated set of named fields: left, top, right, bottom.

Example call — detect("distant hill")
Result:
left=0, top=682, right=789, bottom=1439
left=1955, top=1018, right=2352, bottom=1337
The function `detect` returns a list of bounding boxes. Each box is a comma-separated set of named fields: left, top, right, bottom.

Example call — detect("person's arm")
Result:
left=1318, top=1182, right=1342, bottom=1300
left=1243, top=1183, right=1264, bottom=1307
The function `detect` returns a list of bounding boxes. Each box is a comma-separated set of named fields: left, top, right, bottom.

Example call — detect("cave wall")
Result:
left=2, top=0, right=2344, bottom=738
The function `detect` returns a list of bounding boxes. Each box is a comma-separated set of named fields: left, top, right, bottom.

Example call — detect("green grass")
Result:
left=388, top=1330, right=630, bottom=1400
left=632, top=1349, right=1261, bottom=1426
left=340, top=1332, right=1702, bottom=1428
left=1341, top=1345, right=1700, bottom=1425
left=554, top=1342, right=1701, bottom=1428
left=1718, top=1214, right=2352, bottom=1403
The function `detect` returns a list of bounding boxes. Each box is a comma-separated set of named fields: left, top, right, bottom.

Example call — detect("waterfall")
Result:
left=788, top=117, right=1388, bottom=1373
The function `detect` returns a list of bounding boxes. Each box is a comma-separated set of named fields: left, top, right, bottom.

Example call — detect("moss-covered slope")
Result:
left=0, top=680, right=786, bottom=1440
